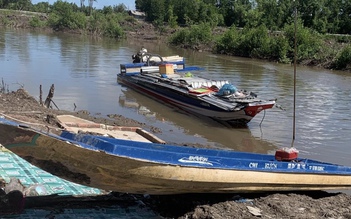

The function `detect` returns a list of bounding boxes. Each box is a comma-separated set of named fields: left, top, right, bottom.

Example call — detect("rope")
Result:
left=259, top=110, right=266, bottom=127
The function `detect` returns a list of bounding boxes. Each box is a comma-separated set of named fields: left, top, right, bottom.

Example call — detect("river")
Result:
left=1, top=28, right=351, bottom=168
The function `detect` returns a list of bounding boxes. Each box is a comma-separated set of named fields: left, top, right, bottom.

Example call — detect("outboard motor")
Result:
left=132, top=48, right=147, bottom=63
left=132, top=53, right=142, bottom=63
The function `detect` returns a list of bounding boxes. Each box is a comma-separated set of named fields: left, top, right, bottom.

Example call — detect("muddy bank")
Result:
left=1, top=89, right=351, bottom=218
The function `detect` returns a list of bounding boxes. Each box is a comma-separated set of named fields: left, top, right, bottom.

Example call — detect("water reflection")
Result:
left=118, top=88, right=277, bottom=154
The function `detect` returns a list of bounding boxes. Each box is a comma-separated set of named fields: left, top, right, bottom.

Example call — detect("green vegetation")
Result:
left=136, top=0, right=350, bottom=70
left=0, top=0, right=350, bottom=70
left=29, top=15, right=46, bottom=28
left=333, top=46, right=351, bottom=70
left=0, top=0, right=128, bottom=38
left=48, top=1, right=86, bottom=30
left=136, top=0, right=351, bottom=35
left=169, top=23, right=213, bottom=49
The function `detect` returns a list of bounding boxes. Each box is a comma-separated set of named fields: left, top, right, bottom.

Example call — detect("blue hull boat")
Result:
left=1, top=116, right=351, bottom=195
left=117, top=71, right=276, bottom=125
left=118, top=53, right=276, bottom=125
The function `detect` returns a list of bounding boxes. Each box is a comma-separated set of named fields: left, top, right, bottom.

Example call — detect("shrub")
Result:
left=268, top=35, right=290, bottom=63
left=48, top=0, right=86, bottom=30
left=188, top=23, right=212, bottom=44
left=283, top=21, right=322, bottom=62
left=0, top=12, right=10, bottom=26
left=333, top=45, right=351, bottom=70
left=47, top=12, right=59, bottom=28
left=70, top=12, right=86, bottom=29
left=87, top=11, right=103, bottom=34
left=102, top=14, right=124, bottom=38
left=169, top=23, right=212, bottom=46
left=47, top=11, right=86, bottom=30
left=169, top=28, right=190, bottom=45
left=239, top=25, right=269, bottom=57
left=215, top=26, right=240, bottom=54
left=29, top=16, right=46, bottom=28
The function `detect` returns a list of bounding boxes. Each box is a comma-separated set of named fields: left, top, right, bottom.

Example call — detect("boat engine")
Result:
left=132, top=53, right=142, bottom=63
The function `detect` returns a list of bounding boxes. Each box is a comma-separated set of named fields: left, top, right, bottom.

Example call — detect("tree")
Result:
left=114, top=4, right=127, bottom=13
left=197, top=1, right=221, bottom=27
left=0, top=0, right=10, bottom=8
left=166, top=4, right=178, bottom=28
left=135, top=0, right=143, bottom=11
left=217, top=0, right=253, bottom=27
left=49, top=0, right=86, bottom=30
left=1, top=0, right=32, bottom=10
left=32, top=1, right=50, bottom=13
left=169, top=0, right=200, bottom=25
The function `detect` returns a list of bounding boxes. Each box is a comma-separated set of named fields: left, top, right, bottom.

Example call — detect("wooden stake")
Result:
left=39, top=85, right=43, bottom=106
left=44, top=84, right=55, bottom=108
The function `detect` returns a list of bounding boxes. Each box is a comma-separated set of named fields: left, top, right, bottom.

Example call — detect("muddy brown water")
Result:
left=1, top=28, right=351, bottom=169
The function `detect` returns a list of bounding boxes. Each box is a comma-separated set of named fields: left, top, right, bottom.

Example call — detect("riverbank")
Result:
left=2, top=88, right=351, bottom=218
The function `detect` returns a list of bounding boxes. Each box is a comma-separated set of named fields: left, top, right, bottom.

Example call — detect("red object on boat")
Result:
left=275, top=148, right=299, bottom=161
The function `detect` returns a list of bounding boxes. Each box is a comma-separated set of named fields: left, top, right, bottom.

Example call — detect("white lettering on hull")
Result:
left=179, top=156, right=213, bottom=166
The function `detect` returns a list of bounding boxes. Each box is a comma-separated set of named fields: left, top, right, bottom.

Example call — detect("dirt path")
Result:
left=1, top=89, right=351, bottom=218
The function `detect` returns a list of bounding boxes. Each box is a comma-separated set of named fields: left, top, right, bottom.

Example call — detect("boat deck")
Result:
left=56, top=115, right=165, bottom=144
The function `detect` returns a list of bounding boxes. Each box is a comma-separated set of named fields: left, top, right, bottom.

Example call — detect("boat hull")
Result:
left=1, top=118, right=351, bottom=195
left=117, top=74, right=275, bottom=124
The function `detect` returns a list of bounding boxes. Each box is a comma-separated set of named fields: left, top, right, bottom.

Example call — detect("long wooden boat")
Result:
left=1, top=117, right=351, bottom=195
left=118, top=65, right=276, bottom=125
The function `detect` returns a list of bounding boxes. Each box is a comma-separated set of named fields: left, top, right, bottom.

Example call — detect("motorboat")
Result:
left=117, top=65, right=276, bottom=125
